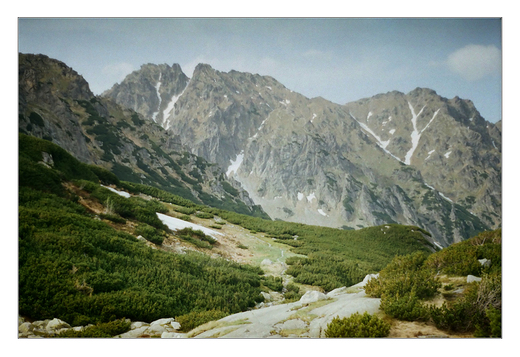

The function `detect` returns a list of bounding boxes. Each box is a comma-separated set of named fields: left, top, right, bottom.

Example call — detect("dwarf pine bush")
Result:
left=325, top=312, right=390, bottom=338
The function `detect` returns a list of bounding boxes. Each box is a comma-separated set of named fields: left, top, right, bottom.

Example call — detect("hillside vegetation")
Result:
left=19, top=133, right=440, bottom=330
left=364, top=229, right=501, bottom=337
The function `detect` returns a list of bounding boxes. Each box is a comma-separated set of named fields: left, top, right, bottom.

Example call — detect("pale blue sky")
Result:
left=18, top=18, right=502, bottom=122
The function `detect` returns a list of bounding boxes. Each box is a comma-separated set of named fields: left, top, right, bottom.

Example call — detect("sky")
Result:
left=18, top=17, right=502, bottom=123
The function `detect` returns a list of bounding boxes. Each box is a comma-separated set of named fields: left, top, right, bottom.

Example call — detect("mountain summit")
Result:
left=103, top=62, right=501, bottom=247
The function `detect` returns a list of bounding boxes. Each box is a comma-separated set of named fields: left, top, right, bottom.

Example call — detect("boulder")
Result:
left=478, top=258, right=491, bottom=268
left=147, top=323, right=167, bottom=334
left=261, top=259, right=273, bottom=266
left=171, top=321, right=181, bottom=330
left=327, top=287, right=347, bottom=297
left=151, top=317, right=175, bottom=326
left=131, top=321, right=148, bottom=329
left=32, top=320, right=50, bottom=329
left=299, top=290, right=327, bottom=304
left=362, top=273, right=379, bottom=285
left=117, top=326, right=149, bottom=338
left=46, top=318, right=70, bottom=330
left=467, top=275, right=482, bottom=283
left=260, top=291, right=271, bottom=301
left=19, top=322, right=34, bottom=334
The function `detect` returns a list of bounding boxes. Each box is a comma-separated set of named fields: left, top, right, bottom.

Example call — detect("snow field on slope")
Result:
left=156, top=212, right=224, bottom=240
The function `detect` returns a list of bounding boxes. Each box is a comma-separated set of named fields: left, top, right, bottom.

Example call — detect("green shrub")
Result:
left=425, top=229, right=501, bottom=276
left=135, top=223, right=164, bottom=245
left=261, top=276, right=284, bottom=292
left=430, top=272, right=501, bottom=335
left=99, top=213, right=126, bottom=224
left=195, top=212, right=214, bottom=219
left=179, top=214, right=192, bottom=222
left=365, top=251, right=440, bottom=300
left=57, top=319, right=131, bottom=338
left=176, top=310, right=229, bottom=332
left=380, top=291, right=429, bottom=321
left=325, top=312, right=390, bottom=338
left=176, top=227, right=216, bottom=249
left=284, top=283, right=302, bottom=301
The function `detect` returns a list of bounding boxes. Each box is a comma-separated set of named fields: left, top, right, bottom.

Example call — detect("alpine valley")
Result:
left=19, top=53, right=501, bottom=247
left=18, top=53, right=502, bottom=338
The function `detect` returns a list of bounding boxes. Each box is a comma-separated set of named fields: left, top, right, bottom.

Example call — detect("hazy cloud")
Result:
left=447, top=44, right=501, bottom=81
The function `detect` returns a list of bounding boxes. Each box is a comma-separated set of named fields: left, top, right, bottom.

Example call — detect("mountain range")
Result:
left=19, top=53, right=501, bottom=247
left=103, top=61, right=501, bottom=247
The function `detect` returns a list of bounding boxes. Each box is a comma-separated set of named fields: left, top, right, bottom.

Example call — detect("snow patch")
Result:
left=157, top=212, right=223, bottom=240
left=367, top=111, right=373, bottom=120
left=102, top=185, right=131, bottom=198
left=350, top=112, right=402, bottom=162
left=424, top=182, right=453, bottom=203
left=297, top=192, right=304, bottom=201
left=162, top=80, right=189, bottom=131
left=403, top=105, right=439, bottom=165
left=317, top=209, right=328, bottom=217
left=151, top=73, right=162, bottom=123
left=226, top=151, right=245, bottom=177
left=492, top=140, right=497, bottom=149
left=389, top=129, right=396, bottom=135
left=433, top=241, right=443, bottom=249
left=444, top=151, right=452, bottom=159
left=306, top=192, right=316, bottom=202
left=425, top=149, right=435, bottom=161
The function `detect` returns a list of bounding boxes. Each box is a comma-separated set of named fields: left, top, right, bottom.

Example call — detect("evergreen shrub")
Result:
left=176, top=310, right=229, bottom=332
left=325, top=312, right=390, bottom=338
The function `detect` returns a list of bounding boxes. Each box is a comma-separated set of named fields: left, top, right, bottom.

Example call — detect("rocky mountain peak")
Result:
left=102, top=62, right=189, bottom=129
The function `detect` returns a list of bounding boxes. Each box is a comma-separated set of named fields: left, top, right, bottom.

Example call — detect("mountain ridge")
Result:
left=102, top=61, right=500, bottom=247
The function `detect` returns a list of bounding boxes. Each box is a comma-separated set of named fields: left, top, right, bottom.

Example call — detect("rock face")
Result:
left=102, top=63, right=189, bottom=130
left=18, top=53, right=268, bottom=218
left=104, top=62, right=501, bottom=247
left=344, top=88, right=501, bottom=231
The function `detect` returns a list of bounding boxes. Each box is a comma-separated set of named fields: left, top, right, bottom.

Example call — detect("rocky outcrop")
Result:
left=18, top=316, right=186, bottom=338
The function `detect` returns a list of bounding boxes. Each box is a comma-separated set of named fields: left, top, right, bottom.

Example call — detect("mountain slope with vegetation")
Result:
left=18, top=53, right=267, bottom=219
left=364, top=229, right=501, bottom=337
left=19, top=134, right=439, bottom=331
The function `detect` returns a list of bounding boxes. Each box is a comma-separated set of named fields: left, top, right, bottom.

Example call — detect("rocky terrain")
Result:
left=20, top=272, right=479, bottom=338
left=104, top=62, right=500, bottom=247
